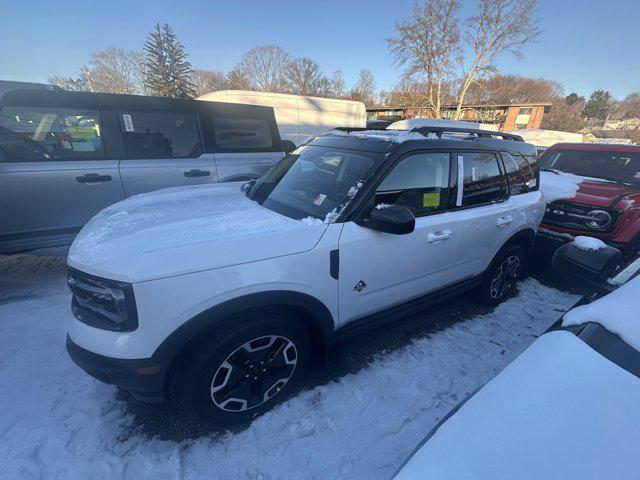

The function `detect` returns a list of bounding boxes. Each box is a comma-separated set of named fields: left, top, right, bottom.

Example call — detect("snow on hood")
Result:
left=68, top=183, right=328, bottom=283
left=539, top=171, right=584, bottom=203
left=562, top=274, right=640, bottom=351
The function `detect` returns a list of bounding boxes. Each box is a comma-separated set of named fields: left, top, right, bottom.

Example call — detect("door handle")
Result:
left=183, top=169, right=211, bottom=177
left=496, top=215, right=514, bottom=228
left=75, top=173, right=112, bottom=183
left=427, top=229, right=453, bottom=244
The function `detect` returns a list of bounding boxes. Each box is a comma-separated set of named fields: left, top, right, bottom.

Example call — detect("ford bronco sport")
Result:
left=66, top=124, right=544, bottom=424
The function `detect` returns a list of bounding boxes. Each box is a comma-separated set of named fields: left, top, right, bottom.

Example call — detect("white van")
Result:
left=198, top=90, right=366, bottom=145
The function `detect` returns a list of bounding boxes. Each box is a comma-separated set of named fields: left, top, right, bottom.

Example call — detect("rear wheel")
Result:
left=183, top=316, right=310, bottom=425
left=477, top=244, right=525, bottom=305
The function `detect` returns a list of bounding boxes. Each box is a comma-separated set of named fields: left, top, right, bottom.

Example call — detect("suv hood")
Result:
left=68, top=183, right=328, bottom=283
left=572, top=180, right=640, bottom=208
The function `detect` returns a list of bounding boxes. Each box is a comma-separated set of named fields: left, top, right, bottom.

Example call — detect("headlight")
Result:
left=584, top=209, right=612, bottom=229
left=67, top=269, right=138, bottom=332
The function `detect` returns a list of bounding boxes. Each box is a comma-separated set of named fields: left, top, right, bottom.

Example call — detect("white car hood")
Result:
left=68, top=183, right=327, bottom=283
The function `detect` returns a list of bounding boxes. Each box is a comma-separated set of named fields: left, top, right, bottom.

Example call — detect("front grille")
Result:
left=543, top=201, right=620, bottom=233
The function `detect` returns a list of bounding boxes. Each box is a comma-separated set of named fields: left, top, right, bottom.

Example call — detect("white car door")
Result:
left=338, top=151, right=461, bottom=325
left=448, top=151, right=519, bottom=277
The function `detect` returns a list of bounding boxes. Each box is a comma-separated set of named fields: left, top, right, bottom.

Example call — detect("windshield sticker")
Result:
left=423, top=192, right=440, bottom=207
left=313, top=194, right=327, bottom=206
left=471, top=166, right=479, bottom=181
left=122, top=114, right=134, bottom=132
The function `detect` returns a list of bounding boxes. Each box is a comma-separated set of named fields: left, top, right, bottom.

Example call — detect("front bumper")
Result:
left=66, top=335, right=166, bottom=402
left=537, top=227, right=628, bottom=252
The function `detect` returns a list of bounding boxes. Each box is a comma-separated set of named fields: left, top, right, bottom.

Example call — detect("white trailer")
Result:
left=198, top=90, right=366, bottom=145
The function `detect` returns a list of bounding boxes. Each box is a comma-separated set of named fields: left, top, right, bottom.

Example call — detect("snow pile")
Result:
left=329, top=129, right=427, bottom=144
left=539, top=170, right=584, bottom=203
left=0, top=254, right=579, bottom=480
left=395, top=330, right=640, bottom=480
left=563, top=274, right=640, bottom=351
left=375, top=203, right=393, bottom=210
left=573, top=236, right=608, bottom=252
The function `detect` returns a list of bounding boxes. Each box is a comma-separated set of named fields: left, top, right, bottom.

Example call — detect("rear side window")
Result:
left=213, top=117, right=273, bottom=149
left=118, top=112, right=203, bottom=159
left=514, top=153, right=538, bottom=190
left=0, top=106, right=104, bottom=161
left=460, top=152, right=505, bottom=206
left=502, top=152, right=527, bottom=195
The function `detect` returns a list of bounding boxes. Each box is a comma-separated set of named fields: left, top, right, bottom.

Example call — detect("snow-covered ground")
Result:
left=0, top=250, right=579, bottom=480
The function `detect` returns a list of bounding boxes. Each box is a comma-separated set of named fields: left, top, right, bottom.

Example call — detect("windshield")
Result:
left=539, top=149, right=640, bottom=185
left=247, top=145, right=384, bottom=221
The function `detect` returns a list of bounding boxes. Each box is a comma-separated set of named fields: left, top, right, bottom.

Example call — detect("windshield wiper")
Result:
left=540, top=168, right=561, bottom=175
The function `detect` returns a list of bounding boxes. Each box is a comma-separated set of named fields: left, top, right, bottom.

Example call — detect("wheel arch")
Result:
left=155, top=290, right=334, bottom=394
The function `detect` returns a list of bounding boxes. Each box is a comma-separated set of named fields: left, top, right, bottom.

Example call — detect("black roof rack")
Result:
left=328, top=126, right=525, bottom=143
left=410, top=126, right=524, bottom=142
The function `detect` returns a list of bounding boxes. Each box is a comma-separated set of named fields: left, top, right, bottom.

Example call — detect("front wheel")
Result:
left=183, top=316, right=310, bottom=425
left=476, top=244, right=525, bottom=305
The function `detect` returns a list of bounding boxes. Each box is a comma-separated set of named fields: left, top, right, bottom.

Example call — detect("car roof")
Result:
left=546, top=142, right=640, bottom=153
left=0, top=88, right=275, bottom=117
left=312, top=128, right=538, bottom=157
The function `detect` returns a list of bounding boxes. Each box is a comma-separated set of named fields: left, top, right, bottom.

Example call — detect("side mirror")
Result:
left=281, top=140, right=297, bottom=154
left=359, top=204, right=415, bottom=235
left=241, top=179, right=256, bottom=196
left=551, top=240, right=621, bottom=289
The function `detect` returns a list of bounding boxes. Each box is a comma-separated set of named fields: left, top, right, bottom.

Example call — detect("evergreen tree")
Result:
left=143, top=23, right=195, bottom=98
left=583, top=90, right=612, bottom=120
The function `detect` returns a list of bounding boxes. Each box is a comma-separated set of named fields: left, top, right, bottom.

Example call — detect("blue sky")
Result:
left=2, top=0, right=638, bottom=99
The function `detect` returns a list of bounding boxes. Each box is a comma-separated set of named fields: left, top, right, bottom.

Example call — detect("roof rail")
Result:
left=410, top=126, right=524, bottom=142
left=331, top=127, right=371, bottom=133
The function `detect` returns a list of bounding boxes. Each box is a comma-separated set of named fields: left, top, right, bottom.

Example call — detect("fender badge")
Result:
left=354, top=280, right=366, bottom=292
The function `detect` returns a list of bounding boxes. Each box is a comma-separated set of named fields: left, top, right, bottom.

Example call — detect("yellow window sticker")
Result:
left=423, top=192, right=440, bottom=207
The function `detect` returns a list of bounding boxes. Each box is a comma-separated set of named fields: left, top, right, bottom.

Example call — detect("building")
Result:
left=367, top=102, right=551, bottom=131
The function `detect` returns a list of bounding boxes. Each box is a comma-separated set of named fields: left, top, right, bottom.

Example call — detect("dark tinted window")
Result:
left=213, top=117, right=273, bottom=149
left=376, top=152, right=450, bottom=216
left=461, top=152, right=504, bottom=206
left=0, top=106, right=103, bottom=161
left=539, top=149, right=640, bottom=185
left=118, top=112, right=202, bottom=159
left=502, top=152, right=527, bottom=195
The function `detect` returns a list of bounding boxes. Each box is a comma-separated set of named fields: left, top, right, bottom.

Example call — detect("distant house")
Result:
left=367, top=102, right=551, bottom=132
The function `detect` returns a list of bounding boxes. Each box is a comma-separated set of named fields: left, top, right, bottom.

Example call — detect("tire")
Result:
left=476, top=244, right=526, bottom=306
left=182, top=315, right=311, bottom=425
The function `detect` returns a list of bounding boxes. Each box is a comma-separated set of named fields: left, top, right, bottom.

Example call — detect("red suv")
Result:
left=538, top=143, right=640, bottom=261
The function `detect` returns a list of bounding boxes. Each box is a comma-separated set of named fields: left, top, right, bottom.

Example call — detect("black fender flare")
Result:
left=153, top=290, right=335, bottom=388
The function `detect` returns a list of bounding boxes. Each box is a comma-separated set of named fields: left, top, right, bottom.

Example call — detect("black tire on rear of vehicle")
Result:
left=476, top=244, right=526, bottom=306
left=183, top=316, right=311, bottom=425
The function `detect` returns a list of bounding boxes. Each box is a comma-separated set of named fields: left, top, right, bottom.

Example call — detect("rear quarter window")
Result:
left=213, top=117, right=274, bottom=149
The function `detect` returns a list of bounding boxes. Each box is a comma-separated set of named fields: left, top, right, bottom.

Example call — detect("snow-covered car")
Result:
left=65, top=124, right=544, bottom=425
left=393, top=240, right=640, bottom=480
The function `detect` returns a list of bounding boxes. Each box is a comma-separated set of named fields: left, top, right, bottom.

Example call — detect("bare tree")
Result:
left=238, top=45, right=291, bottom=93
left=82, top=48, right=146, bottom=94
left=190, top=69, right=226, bottom=97
left=454, top=0, right=540, bottom=118
left=464, top=74, right=562, bottom=104
left=541, top=93, right=586, bottom=132
left=349, top=69, right=377, bottom=105
left=330, top=70, right=346, bottom=98
left=47, top=75, right=88, bottom=92
left=388, top=0, right=460, bottom=117
left=286, top=57, right=324, bottom=96
left=225, top=68, right=253, bottom=90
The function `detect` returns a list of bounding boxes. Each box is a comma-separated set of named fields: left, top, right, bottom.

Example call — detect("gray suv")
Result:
left=0, top=89, right=289, bottom=253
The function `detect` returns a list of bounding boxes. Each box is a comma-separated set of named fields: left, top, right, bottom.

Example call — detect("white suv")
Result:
left=66, top=125, right=545, bottom=424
